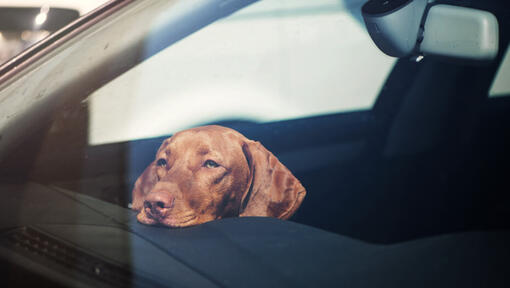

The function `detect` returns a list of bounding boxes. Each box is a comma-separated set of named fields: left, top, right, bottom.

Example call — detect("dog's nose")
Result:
left=144, top=191, right=174, bottom=216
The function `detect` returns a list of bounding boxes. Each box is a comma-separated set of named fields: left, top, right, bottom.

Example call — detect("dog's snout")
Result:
left=144, top=191, right=175, bottom=217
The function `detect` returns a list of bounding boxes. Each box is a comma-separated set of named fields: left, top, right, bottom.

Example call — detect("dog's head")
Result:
left=132, top=125, right=306, bottom=228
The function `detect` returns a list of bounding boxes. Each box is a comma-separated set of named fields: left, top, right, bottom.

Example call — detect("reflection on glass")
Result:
left=0, top=4, right=95, bottom=64
left=34, top=5, right=50, bottom=27
left=88, top=0, right=395, bottom=145
left=0, top=30, right=49, bottom=63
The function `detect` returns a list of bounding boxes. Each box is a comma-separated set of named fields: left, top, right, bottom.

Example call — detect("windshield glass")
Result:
left=0, top=0, right=509, bottom=286
left=0, top=0, right=508, bottom=244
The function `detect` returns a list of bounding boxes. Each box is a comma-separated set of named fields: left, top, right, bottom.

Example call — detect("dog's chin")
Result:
left=136, top=210, right=158, bottom=225
left=159, top=214, right=198, bottom=228
left=136, top=210, right=198, bottom=228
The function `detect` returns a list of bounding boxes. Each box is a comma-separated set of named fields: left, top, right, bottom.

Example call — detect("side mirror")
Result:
left=362, top=0, right=499, bottom=62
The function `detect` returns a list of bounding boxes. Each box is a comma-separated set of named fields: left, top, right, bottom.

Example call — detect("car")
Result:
left=0, top=0, right=509, bottom=287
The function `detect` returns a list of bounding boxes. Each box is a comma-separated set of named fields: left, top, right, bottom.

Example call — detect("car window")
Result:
left=489, top=44, right=510, bottom=97
left=0, top=0, right=508, bottom=244
left=87, top=0, right=395, bottom=145
left=0, top=0, right=510, bottom=286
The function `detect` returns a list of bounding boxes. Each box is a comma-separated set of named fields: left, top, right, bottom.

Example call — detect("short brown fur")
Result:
left=132, top=125, right=306, bottom=228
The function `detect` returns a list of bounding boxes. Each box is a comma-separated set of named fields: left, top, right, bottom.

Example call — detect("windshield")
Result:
left=0, top=0, right=509, bottom=245
left=0, top=0, right=509, bottom=286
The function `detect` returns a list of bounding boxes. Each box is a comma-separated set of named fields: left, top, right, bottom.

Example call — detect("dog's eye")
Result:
left=156, top=158, right=167, bottom=167
left=204, top=160, right=219, bottom=168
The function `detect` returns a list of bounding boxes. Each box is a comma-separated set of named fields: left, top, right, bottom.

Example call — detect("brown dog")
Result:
left=132, top=125, right=306, bottom=227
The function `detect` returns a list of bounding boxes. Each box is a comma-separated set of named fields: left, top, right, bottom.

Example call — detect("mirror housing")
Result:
left=362, top=0, right=499, bottom=62
left=362, top=0, right=428, bottom=57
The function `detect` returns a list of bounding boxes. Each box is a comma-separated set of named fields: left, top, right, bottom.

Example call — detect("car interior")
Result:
left=0, top=0, right=509, bottom=287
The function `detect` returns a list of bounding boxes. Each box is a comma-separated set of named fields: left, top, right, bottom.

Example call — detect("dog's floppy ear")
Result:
left=240, top=140, right=306, bottom=219
left=131, top=163, right=158, bottom=211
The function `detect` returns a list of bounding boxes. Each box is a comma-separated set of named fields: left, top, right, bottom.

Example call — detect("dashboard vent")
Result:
left=1, top=226, right=162, bottom=288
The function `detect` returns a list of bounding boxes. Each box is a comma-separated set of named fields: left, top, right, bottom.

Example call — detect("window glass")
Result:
left=88, top=0, right=395, bottom=145
left=489, top=44, right=510, bottom=98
